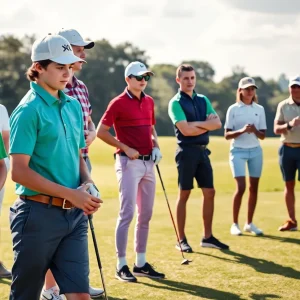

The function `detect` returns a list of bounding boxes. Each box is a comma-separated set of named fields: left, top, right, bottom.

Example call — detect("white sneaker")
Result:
left=41, top=286, right=64, bottom=300
left=244, top=223, right=263, bottom=235
left=230, top=223, right=242, bottom=236
left=89, top=286, right=105, bottom=298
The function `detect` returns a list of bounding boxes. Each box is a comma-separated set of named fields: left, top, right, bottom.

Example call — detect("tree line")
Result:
left=0, top=35, right=290, bottom=136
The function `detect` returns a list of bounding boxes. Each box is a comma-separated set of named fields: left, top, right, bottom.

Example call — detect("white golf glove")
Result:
left=85, top=182, right=101, bottom=198
left=151, top=147, right=162, bottom=165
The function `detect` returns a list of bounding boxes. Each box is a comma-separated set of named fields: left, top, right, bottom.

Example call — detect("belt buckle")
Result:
left=62, top=199, right=72, bottom=210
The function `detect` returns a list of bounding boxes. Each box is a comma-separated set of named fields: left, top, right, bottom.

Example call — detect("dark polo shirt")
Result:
left=101, top=88, right=155, bottom=155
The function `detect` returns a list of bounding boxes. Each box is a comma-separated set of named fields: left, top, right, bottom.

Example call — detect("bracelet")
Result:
left=287, top=122, right=293, bottom=130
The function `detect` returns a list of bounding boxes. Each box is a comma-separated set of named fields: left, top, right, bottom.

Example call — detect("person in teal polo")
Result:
left=9, top=34, right=102, bottom=300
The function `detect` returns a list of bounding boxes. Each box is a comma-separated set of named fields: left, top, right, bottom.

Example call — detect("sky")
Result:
left=1, top=0, right=300, bottom=82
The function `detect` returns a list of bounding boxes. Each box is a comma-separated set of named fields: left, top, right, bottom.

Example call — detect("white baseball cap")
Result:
left=238, top=77, right=258, bottom=89
left=31, top=34, right=85, bottom=64
left=124, top=61, right=154, bottom=78
left=56, top=28, right=94, bottom=49
left=289, top=75, right=300, bottom=87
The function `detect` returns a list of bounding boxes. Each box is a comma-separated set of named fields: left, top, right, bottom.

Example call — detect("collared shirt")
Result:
left=0, top=105, right=9, bottom=132
left=100, top=88, right=155, bottom=155
left=10, top=82, right=85, bottom=196
left=225, top=101, right=267, bottom=149
left=64, top=76, right=91, bottom=158
left=0, top=133, right=7, bottom=159
left=275, top=96, right=300, bottom=143
left=168, top=90, right=216, bottom=145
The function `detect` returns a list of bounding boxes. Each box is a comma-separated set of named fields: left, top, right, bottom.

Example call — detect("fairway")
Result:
left=0, top=137, right=299, bottom=299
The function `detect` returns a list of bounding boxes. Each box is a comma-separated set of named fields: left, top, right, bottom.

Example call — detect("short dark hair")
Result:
left=26, top=60, right=52, bottom=81
left=176, top=64, right=194, bottom=78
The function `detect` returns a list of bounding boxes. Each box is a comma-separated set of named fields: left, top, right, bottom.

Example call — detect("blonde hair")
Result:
left=236, top=88, right=258, bottom=103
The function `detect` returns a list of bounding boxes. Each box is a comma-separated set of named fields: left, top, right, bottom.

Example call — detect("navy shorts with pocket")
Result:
left=9, top=198, right=89, bottom=300
left=175, top=145, right=214, bottom=190
left=279, top=145, right=300, bottom=182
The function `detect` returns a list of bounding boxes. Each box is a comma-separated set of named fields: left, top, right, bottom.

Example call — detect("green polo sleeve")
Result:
left=0, top=134, right=7, bottom=159
left=10, top=105, right=38, bottom=156
left=203, top=95, right=217, bottom=115
left=168, top=98, right=186, bottom=124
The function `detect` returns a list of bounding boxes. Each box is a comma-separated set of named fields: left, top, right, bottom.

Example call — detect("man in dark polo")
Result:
left=274, top=75, right=300, bottom=231
left=168, top=64, right=229, bottom=252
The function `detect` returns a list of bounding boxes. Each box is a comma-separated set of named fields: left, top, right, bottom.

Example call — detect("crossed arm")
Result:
left=176, top=114, right=222, bottom=137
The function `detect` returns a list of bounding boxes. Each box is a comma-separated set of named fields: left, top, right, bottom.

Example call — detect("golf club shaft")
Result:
left=88, top=215, right=108, bottom=300
left=156, top=165, right=187, bottom=260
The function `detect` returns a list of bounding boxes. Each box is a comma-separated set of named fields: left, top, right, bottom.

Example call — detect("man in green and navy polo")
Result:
left=168, top=64, right=229, bottom=253
left=9, top=34, right=101, bottom=300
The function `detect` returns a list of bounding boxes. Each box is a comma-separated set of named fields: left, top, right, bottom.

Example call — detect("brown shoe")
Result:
left=0, top=262, right=11, bottom=279
left=278, top=220, right=298, bottom=231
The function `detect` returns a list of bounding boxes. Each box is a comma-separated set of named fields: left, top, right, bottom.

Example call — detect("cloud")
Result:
left=220, top=0, right=300, bottom=15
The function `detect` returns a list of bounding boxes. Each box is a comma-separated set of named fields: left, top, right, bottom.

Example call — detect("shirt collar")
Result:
left=179, top=89, right=197, bottom=99
left=125, top=88, right=145, bottom=100
left=65, top=76, right=79, bottom=89
left=237, top=100, right=254, bottom=107
left=30, top=82, right=69, bottom=106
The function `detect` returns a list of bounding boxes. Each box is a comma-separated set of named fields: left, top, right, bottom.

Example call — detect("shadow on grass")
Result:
left=140, top=278, right=243, bottom=299
left=249, top=293, right=281, bottom=300
left=200, top=250, right=300, bottom=280
left=0, top=278, right=11, bottom=286
left=243, top=234, right=300, bottom=246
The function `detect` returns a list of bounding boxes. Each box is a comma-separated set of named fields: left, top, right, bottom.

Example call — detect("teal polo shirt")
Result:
left=10, top=82, right=85, bottom=196
left=0, top=133, right=7, bottom=160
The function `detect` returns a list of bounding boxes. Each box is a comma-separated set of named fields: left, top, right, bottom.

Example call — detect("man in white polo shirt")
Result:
left=274, top=75, right=300, bottom=231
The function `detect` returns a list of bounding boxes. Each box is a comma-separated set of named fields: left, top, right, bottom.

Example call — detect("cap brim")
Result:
left=71, top=40, right=94, bottom=49
left=289, top=81, right=300, bottom=87
left=240, top=84, right=258, bottom=89
left=136, top=70, right=154, bottom=76
left=51, top=54, right=86, bottom=65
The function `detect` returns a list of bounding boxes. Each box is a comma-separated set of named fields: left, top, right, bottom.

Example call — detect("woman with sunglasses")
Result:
left=224, top=77, right=267, bottom=236
left=97, top=61, right=165, bottom=283
left=274, top=75, right=300, bottom=231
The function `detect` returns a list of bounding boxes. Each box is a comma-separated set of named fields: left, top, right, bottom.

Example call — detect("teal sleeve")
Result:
left=10, top=105, right=38, bottom=156
left=168, top=99, right=187, bottom=124
left=78, top=107, right=86, bottom=149
left=0, top=134, right=7, bottom=159
left=203, top=96, right=217, bottom=115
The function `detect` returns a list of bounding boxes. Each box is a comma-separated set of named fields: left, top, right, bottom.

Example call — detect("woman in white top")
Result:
left=224, top=77, right=267, bottom=236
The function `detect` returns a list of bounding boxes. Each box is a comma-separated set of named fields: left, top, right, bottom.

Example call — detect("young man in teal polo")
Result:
left=9, top=34, right=102, bottom=300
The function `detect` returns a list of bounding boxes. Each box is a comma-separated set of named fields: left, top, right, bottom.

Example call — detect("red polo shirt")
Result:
left=100, top=88, right=156, bottom=155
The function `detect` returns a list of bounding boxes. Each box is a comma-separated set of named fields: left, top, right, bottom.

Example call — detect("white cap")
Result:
left=56, top=28, right=94, bottom=49
left=31, top=34, right=85, bottom=64
left=238, top=77, right=258, bottom=89
left=289, top=75, right=300, bottom=87
left=124, top=61, right=154, bottom=78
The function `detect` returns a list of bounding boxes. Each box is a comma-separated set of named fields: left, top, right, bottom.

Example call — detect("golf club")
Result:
left=156, top=165, right=192, bottom=265
left=88, top=215, right=108, bottom=300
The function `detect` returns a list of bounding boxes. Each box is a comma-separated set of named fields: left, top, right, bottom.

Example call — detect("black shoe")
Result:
left=133, top=262, right=165, bottom=279
left=0, top=262, right=11, bottom=279
left=115, top=265, right=137, bottom=282
left=175, top=237, right=193, bottom=253
left=201, top=235, right=229, bottom=250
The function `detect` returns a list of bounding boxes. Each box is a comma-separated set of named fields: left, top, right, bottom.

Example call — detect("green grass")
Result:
left=0, top=137, right=300, bottom=299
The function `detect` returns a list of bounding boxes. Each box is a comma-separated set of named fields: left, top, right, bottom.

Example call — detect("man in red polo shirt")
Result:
left=97, top=61, right=165, bottom=282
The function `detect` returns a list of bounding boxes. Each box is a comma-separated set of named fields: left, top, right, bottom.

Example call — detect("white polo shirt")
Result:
left=224, top=101, right=267, bottom=148
left=0, top=105, right=9, bottom=132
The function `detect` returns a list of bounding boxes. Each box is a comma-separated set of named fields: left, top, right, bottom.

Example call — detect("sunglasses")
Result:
left=291, top=85, right=300, bottom=89
left=129, top=74, right=151, bottom=82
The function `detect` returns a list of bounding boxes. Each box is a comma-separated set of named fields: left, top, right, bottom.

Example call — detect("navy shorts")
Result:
left=279, top=145, right=300, bottom=182
left=175, top=145, right=214, bottom=190
left=9, top=198, right=89, bottom=300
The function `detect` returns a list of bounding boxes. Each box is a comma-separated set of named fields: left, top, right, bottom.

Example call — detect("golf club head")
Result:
left=181, top=258, right=192, bottom=265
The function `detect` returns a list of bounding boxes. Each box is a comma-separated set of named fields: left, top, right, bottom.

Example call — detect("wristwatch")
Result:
left=287, top=122, right=293, bottom=130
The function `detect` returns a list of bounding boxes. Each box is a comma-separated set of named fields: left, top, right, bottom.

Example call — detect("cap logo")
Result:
left=62, top=44, right=72, bottom=52
left=140, top=64, right=144, bottom=68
